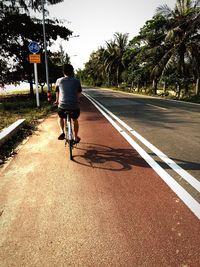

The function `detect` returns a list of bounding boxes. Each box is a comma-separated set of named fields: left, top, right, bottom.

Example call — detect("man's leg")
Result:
left=73, top=119, right=79, bottom=140
left=72, top=109, right=81, bottom=143
left=58, top=117, right=64, bottom=133
left=57, top=116, right=65, bottom=140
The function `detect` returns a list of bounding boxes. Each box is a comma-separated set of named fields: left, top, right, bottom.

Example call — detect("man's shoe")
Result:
left=73, top=136, right=81, bottom=144
left=58, top=133, right=65, bottom=140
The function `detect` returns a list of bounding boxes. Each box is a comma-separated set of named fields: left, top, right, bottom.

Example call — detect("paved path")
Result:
left=0, top=96, right=200, bottom=267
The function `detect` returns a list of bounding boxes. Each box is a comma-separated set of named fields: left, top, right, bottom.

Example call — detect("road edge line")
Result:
left=83, top=92, right=200, bottom=220
left=84, top=92, right=200, bottom=193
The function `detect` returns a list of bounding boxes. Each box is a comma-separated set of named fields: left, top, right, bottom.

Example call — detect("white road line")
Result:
left=83, top=93, right=200, bottom=220
left=147, top=104, right=167, bottom=111
left=84, top=92, right=200, bottom=193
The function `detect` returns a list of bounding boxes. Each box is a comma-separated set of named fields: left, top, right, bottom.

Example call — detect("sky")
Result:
left=46, top=0, right=177, bottom=70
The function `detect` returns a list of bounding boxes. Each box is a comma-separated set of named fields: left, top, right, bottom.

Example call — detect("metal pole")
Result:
left=34, top=63, right=40, bottom=107
left=41, top=0, right=50, bottom=95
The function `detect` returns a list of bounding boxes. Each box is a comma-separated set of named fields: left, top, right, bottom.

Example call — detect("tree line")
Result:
left=0, top=0, right=71, bottom=95
left=78, top=0, right=200, bottom=97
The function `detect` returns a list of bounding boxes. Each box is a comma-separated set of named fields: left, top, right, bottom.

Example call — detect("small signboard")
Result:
left=28, top=41, right=40, bottom=54
left=29, top=54, right=41, bottom=64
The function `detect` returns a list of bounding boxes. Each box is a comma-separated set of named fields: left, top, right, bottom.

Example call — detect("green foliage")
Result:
left=1, top=0, right=64, bottom=13
left=0, top=93, right=56, bottom=131
left=79, top=33, right=129, bottom=87
left=0, top=0, right=72, bottom=94
left=80, top=0, right=200, bottom=96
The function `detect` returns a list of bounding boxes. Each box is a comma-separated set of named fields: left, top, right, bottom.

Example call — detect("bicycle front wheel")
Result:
left=69, top=139, right=73, bottom=160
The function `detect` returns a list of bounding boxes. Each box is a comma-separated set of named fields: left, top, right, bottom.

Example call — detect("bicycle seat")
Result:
left=63, top=110, right=74, bottom=115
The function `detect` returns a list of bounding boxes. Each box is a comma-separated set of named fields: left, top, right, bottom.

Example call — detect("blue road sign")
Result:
left=28, top=41, right=40, bottom=54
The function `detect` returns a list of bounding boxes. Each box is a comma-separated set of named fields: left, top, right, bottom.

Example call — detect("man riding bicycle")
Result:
left=55, top=64, right=82, bottom=143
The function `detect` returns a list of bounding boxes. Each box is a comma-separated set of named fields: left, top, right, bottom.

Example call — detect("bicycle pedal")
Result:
left=72, top=140, right=77, bottom=145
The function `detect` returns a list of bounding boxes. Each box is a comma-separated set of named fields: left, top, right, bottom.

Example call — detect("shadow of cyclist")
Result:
left=73, top=142, right=149, bottom=171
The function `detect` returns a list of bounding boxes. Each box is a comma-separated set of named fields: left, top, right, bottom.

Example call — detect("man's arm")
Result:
left=55, top=85, right=59, bottom=104
left=77, top=80, right=82, bottom=97
left=54, top=78, right=60, bottom=104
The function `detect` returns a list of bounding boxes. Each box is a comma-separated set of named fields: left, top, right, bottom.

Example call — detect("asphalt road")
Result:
left=0, top=95, right=200, bottom=266
left=84, top=88, right=200, bottom=197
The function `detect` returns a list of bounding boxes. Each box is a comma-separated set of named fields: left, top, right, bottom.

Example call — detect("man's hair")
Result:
left=63, top=64, right=74, bottom=76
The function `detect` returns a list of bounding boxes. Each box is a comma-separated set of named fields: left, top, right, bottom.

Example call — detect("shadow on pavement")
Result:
left=73, top=142, right=149, bottom=171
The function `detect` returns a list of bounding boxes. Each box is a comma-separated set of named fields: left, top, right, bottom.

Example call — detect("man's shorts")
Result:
left=58, top=108, right=80, bottom=120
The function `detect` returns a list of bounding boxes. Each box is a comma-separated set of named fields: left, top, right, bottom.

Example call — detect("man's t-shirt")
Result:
left=56, top=76, right=82, bottom=110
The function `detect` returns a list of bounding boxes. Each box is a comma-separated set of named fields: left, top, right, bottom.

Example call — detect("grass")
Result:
left=99, top=86, right=200, bottom=103
left=0, top=92, right=56, bottom=130
left=181, top=94, right=200, bottom=103
left=0, top=92, right=57, bottom=164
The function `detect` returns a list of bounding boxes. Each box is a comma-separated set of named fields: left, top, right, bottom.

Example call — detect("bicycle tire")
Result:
left=69, top=139, right=73, bottom=160
left=66, top=113, right=74, bottom=160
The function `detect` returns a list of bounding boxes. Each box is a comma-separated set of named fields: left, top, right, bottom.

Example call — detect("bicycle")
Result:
left=64, top=110, right=75, bottom=160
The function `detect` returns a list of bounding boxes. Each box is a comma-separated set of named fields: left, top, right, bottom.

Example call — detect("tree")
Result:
left=127, top=1, right=200, bottom=95
left=154, top=0, right=200, bottom=95
left=82, top=48, right=106, bottom=86
left=1, top=0, right=64, bottom=13
left=129, top=16, right=168, bottom=94
left=104, top=33, right=129, bottom=86
left=81, top=1, right=200, bottom=97
left=50, top=44, right=71, bottom=66
left=0, top=0, right=72, bottom=95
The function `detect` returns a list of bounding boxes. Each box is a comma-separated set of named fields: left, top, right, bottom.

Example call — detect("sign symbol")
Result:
left=28, top=41, right=41, bottom=54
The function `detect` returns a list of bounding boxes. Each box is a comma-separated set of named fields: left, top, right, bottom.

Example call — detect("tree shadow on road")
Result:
left=73, top=142, right=149, bottom=171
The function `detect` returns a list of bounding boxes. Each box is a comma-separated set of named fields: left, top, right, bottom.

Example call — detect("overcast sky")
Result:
left=47, top=0, right=176, bottom=70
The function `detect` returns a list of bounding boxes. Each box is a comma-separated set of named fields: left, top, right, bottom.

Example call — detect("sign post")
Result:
left=34, top=63, right=39, bottom=107
left=28, top=41, right=41, bottom=107
left=41, top=0, right=51, bottom=100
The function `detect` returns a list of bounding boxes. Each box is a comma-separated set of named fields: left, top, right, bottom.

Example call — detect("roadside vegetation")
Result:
left=77, top=0, right=200, bottom=102
left=0, top=92, right=56, bottom=131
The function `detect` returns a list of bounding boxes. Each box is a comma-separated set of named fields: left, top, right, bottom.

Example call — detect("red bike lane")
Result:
left=0, top=95, right=200, bottom=266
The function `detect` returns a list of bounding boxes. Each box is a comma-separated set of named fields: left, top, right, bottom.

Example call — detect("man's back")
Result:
left=56, top=76, right=82, bottom=110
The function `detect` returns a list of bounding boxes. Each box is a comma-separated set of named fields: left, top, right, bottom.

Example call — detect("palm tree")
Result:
left=83, top=48, right=107, bottom=86
left=103, top=40, right=117, bottom=85
left=154, top=0, right=200, bottom=95
left=128, top=15, right=168, bottom=94
left=104, top=32, right=129, bottom=86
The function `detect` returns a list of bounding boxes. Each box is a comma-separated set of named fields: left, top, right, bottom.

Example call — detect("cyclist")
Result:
left=55, top=64, right=82, bottom=143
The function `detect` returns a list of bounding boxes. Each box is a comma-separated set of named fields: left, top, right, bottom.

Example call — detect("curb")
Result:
left=0, top=119, right=26, bottom=147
